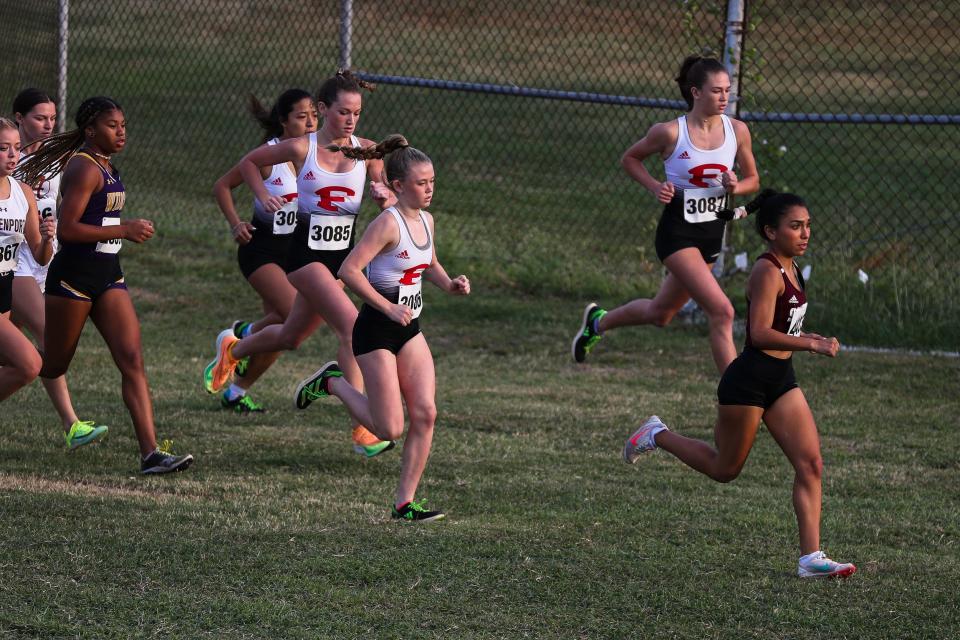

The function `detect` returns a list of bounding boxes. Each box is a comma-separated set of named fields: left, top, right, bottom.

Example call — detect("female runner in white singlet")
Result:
left=11, top=88, right=107, bottom=447
left=0, top=117, right=55, bottom=402
left=206, top=89, right=317, bottom=413
left=293, top=135, right=470, bottom=522
left=206, top=69, right=394, bottom=458
left=572, top=55, right=759, bottom=374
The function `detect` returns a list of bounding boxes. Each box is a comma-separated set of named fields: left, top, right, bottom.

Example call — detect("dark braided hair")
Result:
left=16, top=96, right=122, bottom=187
left=316, top=68, right=375, bottom=107
left=249, top=88, right=313, bottom=143
left=328, top=134, right=432, bottom=188
left=676, top=55, right=728, bottom=111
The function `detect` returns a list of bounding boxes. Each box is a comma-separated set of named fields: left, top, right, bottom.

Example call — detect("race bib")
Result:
left=787, top=302, right=808, bottom=337
left=307, top=213, right=354, bottom=251
left=95, top=217, right=122, bottom=254
left=398, top=282, right=423, bottom=320
left=272, top=201, right=297, bottom=235
left=683, top=186, right=728, bottom=224
left=0, top=234, right=23, bottom=272
left=37, top=198, right=56, bottom=220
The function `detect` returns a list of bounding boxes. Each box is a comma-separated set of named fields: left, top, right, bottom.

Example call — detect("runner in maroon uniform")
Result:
left=621, top=189, right=856, bottom=579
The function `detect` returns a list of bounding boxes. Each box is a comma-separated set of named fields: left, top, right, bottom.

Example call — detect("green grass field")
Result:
left=1, top=241, right=958, bottom=638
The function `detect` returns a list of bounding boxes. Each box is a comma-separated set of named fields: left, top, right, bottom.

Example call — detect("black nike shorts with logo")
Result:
left=654, top=193, right=727, bottom=264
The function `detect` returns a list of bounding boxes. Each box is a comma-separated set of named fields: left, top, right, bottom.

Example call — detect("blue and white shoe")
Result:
left=797, top=551, right=856, bottom=579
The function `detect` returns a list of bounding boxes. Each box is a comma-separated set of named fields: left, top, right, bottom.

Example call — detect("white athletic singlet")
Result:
left=14, top=153, right=59, bottom=282
left=663, top=114, right=738, bottom=224
left=366, top=207, right=433, bottom=320
left=0, top=176, right=31, bottom=275
left=296, top=133, right=366, bottom=251
left=253, top=137, right=299, bottom=233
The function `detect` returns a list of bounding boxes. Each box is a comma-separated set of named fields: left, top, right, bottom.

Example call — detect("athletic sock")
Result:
left=241, top=323, right=253, bottom=338
left=591, top=316, right=602, bottom=334
left=224, top=384, right=247, bottom=401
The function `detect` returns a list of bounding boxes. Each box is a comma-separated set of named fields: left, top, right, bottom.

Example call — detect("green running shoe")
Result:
left=353, top=439, right=396, bottom=458
left=230, top=322, right=252, bottom=377
left=202, top=358, right=217, bottom=394
left=293, top=361, right=343, bottom=410
left=221, top=393, right=265, bottom=413
left=65, top=420, right=109, bottom=450
left=571, top=302, right=607, bottom=363
left=235, top=356, right=251, bottom=378
left=392, top=499, right=445, bottom=523
left=232, top=320, right=252, bottom=338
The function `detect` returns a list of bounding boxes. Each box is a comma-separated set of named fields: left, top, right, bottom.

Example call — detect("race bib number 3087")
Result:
left=682, top=186, right=727, bottom=224
left=308, top=213, right=354, bottom=251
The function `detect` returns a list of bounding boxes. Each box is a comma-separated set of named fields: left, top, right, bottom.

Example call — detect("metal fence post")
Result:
left=339, top=0, right=353, bottom=69
left=716, top=0, right=746, bottom=279
left=57, top=0, right=69, bottom=132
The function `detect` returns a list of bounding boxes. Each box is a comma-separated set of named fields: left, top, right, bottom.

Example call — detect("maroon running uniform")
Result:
left=717, top=253, right=807, bottom=409
left=745, top=252, right=807, bottom=349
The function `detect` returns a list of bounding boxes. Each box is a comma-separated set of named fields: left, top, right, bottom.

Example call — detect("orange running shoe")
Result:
left=210, top=329, right=240, bottom=392
left=352, top=426, right=395, bottom=458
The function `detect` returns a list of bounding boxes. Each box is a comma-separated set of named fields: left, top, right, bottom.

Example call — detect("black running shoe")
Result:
left=141, top=449, right=194, bottom=475
left=221, top=393, right=265, bottom=413
left=293, top=361, right=343, bottom=410
left=571, top=303, right=607, bottom=363
left=392, top=499, right=445, bottom=523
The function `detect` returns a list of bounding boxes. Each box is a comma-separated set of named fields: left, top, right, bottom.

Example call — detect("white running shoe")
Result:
left=622, top=415, right=668, bottom=464
left=797, top=551, right=857, bottom=579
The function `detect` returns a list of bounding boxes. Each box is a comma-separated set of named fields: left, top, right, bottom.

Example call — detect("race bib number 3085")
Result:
left=95, top=217, right=122, bottom=254
left=308, top=213, right=354, bottom=251
left=683, top=186, right=727, bottom=224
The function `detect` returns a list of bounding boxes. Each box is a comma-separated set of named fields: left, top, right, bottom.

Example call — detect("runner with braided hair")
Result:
left=21, top=96, right=193, bottom=474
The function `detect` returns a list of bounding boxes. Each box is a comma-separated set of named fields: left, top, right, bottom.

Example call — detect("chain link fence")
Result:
left=2, top=0, right=958, bottom=349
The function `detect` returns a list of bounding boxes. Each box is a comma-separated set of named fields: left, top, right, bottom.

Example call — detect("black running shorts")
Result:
left=654, top=193, right=727, bottom=264
left=237, top=220, right=293, bottom=279
left=285, top=221, right=352, bottom=276
left=0, top=272, right=12, bottom=313
left=352, top=303, right=421, bottom=357
left=717, top=346, right=798, bottom=409
left=45, top=253, right=126, bottom=302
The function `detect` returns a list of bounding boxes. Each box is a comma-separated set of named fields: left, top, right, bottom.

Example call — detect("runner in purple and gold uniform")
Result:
left=18, top=96, right=193, bottom=474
